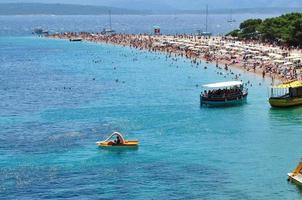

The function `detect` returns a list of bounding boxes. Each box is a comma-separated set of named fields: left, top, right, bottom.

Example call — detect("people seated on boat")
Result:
left=203, top=90, right=208, bottom=97
left=289, top=87, right=293, bottom=98
left=205, top=88, right=242, bottom=99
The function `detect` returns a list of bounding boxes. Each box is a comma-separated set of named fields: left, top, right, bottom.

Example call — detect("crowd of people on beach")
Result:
left=48, top=32, right=302, bottom=82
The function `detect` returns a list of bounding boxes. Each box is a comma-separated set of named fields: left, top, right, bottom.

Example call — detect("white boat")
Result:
left=32, top=28, right=49, bottom=36
left=227, top=9, right=236, bottom=23
left=200, top=81, right=248, bottom=106
left=69, top=38, right=82, bottom=42
left=196, top=5, right=212, bottom=36
left=101, top=10, right=115, bottom=35
left=288, top=160, right=302, bottom=186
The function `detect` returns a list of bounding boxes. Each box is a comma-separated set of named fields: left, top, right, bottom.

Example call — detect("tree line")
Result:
left=227, top=13, right=302, bottom=47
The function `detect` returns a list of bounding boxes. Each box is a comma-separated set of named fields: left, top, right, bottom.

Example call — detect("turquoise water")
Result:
left=1, top=37, right=302, bottom=199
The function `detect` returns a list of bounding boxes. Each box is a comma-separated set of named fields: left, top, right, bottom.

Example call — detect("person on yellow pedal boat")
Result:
left=96, top=132, right=139, bottom=147
left=105, top=132, right=125, bottom=145
left=114, top=135, right=124, bottom=145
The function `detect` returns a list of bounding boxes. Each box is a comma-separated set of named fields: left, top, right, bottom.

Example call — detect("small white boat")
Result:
left=227, top=9, right=236, bottom=23
left=101, top=10, right=115, bottom=35
left=288, top=160, right=302, bottom=186
left=69, top=38, right=82, bottom=42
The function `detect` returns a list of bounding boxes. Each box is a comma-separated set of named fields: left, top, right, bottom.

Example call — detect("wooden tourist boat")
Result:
left=269, top=81, right=302, bottom=107
left=288, top=160, right=302, bottom=186
left=96, top=132, right=139, bottom=148
left=200, top=81, right=248, bottom=106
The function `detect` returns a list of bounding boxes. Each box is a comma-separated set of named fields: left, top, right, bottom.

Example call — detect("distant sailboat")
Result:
left=227, top=9, right=236, bottom=23
left=101, top=10, right=115, bottom=35
left=197, top=5, right=212, bottom=36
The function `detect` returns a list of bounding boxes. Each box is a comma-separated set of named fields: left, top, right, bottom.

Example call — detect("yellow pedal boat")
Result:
left=288, top=160, right=302, bottom=186
left=96, top=132, right=139, bottom=147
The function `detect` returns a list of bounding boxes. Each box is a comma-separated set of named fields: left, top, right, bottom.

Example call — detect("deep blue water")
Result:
left=0, top=14, right=279, bottom=36
left=1, top=36, right=302, bottom=199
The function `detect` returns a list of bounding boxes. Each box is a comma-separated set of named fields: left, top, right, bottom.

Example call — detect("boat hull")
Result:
left=96, top=140, right=139, bottom=148
left=269, top=97, right=302, bottom=107
left=69, top=39, right=82, bottom=42
left=288, top=173, right=302, bottom=187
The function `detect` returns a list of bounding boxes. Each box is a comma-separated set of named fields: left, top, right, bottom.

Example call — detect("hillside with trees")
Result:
left=0, top=3, right=141, bottom=15
left=227, top=13, right=302, bottom=47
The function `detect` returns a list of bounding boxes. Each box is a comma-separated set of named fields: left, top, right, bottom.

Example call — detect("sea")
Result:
left=1, top=14, right=302, bottom=199
left=0, top=14, right=281, bottom=36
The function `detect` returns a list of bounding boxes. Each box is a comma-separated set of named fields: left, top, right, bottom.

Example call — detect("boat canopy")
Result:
left=203, top=81, right=243, bottom=89
left=273, top=81, right=302, bottom=89
left=103, top=132, right=125, bottom=143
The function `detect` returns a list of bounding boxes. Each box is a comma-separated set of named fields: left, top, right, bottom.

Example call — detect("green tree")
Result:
left=227, top=13, right=302, bottom=47
left=291, top=17, right=302, bottom=46
left=239, top=19, right=262, bottom=39
left=226, top=29, right=240, bottom=37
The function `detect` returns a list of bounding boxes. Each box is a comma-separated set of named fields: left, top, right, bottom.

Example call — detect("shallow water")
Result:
left=1, top=37, right=302, bottom=199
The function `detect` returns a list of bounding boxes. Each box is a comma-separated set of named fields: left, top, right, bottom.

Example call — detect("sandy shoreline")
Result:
left=47, top=33, right=302, bottom=84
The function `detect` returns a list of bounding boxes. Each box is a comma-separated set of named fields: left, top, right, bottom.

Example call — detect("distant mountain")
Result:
left=179, top=7, right=302, bottom=15
left=4, top=0, right=302, bottom=10
left=96, top=0, right=302, bottom=11
left=0, top=3, right=142, bottom=15
left=0, top=3, right=301, bottom=15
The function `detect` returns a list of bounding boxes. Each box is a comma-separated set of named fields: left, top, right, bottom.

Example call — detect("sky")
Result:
left=1, top=0, right=302, bottom=10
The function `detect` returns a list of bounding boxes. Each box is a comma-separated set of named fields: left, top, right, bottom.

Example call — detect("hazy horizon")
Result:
left=1, top=0, right=302, bottom=10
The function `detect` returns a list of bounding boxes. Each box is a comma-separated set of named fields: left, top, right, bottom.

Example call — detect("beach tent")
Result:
left=292, top=58, right=302, bottom=62
left=284, top=62, right=293, bottom=66
left=268, top=47, right=282, bottom=53
left=273, top=60, right=285, bottom=64
left=286, top=55, right=302, bottom=62
left=179, top=45, right=188, bottom=50
left=219, top=49, right=228, bottom=54
left=269, top=53, right=283, bottom=59
left=195, top=45, right=208, bottom=48
left=261, top=56, right=270, bottom=61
